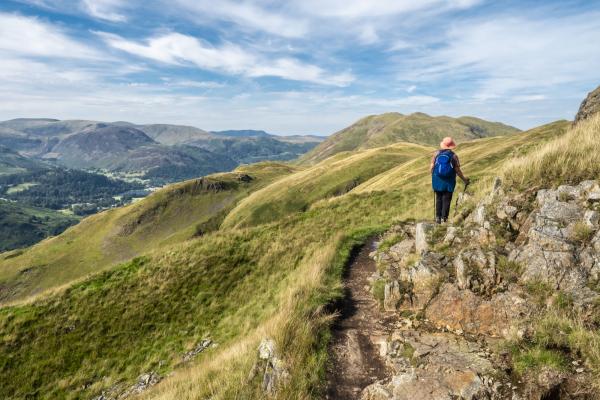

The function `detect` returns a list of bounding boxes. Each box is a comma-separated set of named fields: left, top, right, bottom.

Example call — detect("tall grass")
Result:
left=503, top=114, right=600, bottom=189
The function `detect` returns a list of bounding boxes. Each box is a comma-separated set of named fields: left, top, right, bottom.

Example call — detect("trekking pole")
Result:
left=453, top=180, right=470, bottom=218
left=433, top=190, right=437, bottom=222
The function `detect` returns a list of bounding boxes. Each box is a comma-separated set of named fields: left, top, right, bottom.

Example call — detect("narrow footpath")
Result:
left=325, top=239, right=397, bottom=399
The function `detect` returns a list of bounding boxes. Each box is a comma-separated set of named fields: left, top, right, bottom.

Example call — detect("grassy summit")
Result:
left=300, top=112, right=520, bottom=164
left=0, top=117, right=574, bottom=399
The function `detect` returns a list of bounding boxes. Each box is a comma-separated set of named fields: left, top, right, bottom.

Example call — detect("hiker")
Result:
left=430, top=137, right=469, bottom=224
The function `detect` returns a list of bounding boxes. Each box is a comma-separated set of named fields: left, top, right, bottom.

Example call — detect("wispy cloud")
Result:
left=0, top=12, right=99, bottom=58
left=294, top=0, right=481, bottom=19
left=98, top=31, right=354, bottom=86
left=81, top=0, right=127, bottom=22
left=173, top=0, right=308, bottom=38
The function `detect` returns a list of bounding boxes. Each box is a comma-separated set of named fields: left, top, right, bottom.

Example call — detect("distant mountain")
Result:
left=133, top=124, right=213, bottom=145
left=212, top=129, right=272, bottom=138
left=0, top=145, right=47, bottom=175
left=300, top=112, right=520, bottom=164
left=0, top=119, right=322, bottom=184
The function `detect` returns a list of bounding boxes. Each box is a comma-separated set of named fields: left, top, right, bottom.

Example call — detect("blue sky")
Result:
left=1, top=0, right=599, bottom=135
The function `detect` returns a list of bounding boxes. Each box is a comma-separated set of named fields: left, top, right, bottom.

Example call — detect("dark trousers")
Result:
left=435, top=191, right=453, bottom=220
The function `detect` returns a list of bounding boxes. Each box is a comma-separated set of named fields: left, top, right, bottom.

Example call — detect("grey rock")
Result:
left=443, top=226, right=458, bottom=244
left=473, top=205, right=486, bottom=226
left=584, top=210, right=599, bottom=229
left=536, top=189, right=557, bottom=206
left=388, top=239, right=415, bottom=261
left=415, top=222, right=434, bottom=254
left=538, top=199, right=581, bottom=223
left=258, top=338, right=276, bottom=360
left=363, top=331, right=506, bottom=400
left=579, top=180, right=599, bottom=193
left=557, top=185, right=581, bottom=201
left=182, top=339, right=212, bottom=362
left=574, top=85, right=600, bottom=124
left=384, top=280, right=401, bottom=311
left=454, top=255, right=469, bottom=290
left=256, top=338, right=289, bottom=394
left=587, top=191, right=600, bottom=203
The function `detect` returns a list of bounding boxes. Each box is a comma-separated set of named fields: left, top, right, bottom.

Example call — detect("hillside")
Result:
left=0, top=119, right=323, bottom=184
left=0, top=162, right=297, bottom=303
left=0, top=113, right=579, bottom=400
left=300, top=112, right=520, bottom=164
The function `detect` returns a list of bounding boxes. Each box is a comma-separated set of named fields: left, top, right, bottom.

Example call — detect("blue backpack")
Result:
left=434, top=150, right=455, bottom=178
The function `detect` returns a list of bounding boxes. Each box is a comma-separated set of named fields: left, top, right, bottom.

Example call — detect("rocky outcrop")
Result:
left=426, top=283, right=529, bottom=337
left=510, top=182, right=600, bottom=292
left=575, top=85, right=600, bottom=124
left=248, top=338, right=289, bottom=395
left=361, top=330, right=508, bottom=399
left=365, top=177, right=600, bottom=399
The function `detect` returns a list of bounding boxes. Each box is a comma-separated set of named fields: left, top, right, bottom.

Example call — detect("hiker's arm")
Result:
left=429, top=153, right=436, bottom=174
left=454, top=155, right=469, bottom=183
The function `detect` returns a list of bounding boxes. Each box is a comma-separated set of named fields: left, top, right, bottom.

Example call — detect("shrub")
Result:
left=496, top=256, right=523, bottom=283
left=372, top=279, right=386, bottom=306
left=571, top=221, right=594, bottom=243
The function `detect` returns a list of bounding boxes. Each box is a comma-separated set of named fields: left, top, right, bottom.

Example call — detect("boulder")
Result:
left=574, top=85, right=600, bottom=124
left=415, top=222, right=433, bottom=254
left=255, top=338, right=289, bottom=394
left=388, top=239, right=415, bottom=262
left=362, top=331, right=507, bottom=400
left=398, top=253, right=447, bottom=310
left=443, top=226, right=459, bottom=244
left=426, top=284, right=528, bottom=337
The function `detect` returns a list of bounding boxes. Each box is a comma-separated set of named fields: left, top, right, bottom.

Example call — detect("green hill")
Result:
left=0, top=162, right=296, bottom=304
left=300, top=112, right=520, bottom=164
left=0, top=115, right=575, bottom=400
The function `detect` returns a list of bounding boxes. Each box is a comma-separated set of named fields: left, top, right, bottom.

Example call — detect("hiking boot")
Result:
left=435, top=217, right=442, bottom=224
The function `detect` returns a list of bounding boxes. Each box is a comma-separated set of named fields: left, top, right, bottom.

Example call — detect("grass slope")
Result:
left=300, top=112, right=520, bottom=164
left=0, top=120, right=576, bottom=400
left=0, top=162, right=296, bottom=304
left=222, top=142, right=432, bottom=229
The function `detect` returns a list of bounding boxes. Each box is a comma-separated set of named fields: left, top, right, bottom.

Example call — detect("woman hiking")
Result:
left=430, top=137, right=469, bottom=224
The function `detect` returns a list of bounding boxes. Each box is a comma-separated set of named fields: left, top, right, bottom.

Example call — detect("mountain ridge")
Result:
left=300, top=112, right=520, bottom=164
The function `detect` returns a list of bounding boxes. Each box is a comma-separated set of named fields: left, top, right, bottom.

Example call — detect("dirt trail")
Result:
left=325, top=239, right=397, bottom=399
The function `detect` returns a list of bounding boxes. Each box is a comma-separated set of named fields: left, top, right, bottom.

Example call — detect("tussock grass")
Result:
left=511, top=310, right=600, bottom=394
left=503, top=114, right=600, bottom=189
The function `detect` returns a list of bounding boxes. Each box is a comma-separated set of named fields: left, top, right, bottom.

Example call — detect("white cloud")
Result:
left=406, top=85, right=417, bottom=93
left=423, top=14, right=600, bottom=99
left=0, top=13, right=99, bottom=59
left=173, top=0, right=308, bottom=38
left=358, top=25, right=379, bottom=44
left=98, top=31, right=354, bottom=86
left=82, top=0, right=127, bottom=22
left=294, top=0, right=480, bottom=19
